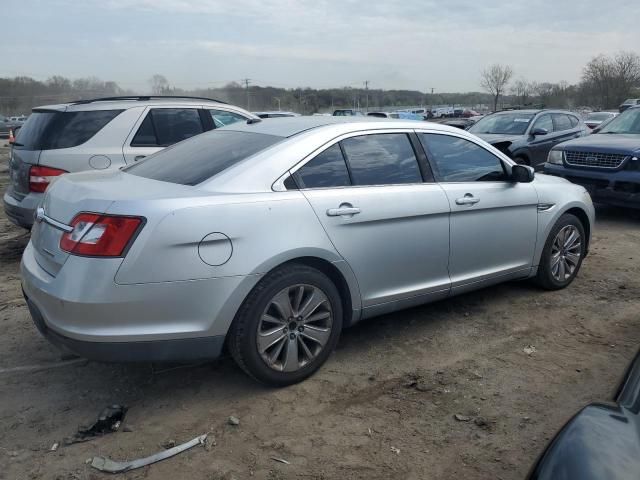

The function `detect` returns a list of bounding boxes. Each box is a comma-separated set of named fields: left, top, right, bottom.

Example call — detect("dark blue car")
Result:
left=544, top=106, right=640, bottom=209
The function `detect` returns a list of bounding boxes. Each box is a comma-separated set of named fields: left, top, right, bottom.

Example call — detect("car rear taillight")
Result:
left=29, top=166, right=67, bottom=193
left=60, top=213, right=144, bottom=257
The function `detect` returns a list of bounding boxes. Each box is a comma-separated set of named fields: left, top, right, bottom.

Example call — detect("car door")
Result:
left=417, top=131, right=538, bottom=294
left=527, top=113, right=555, bottom=167
left=295, top=131, right=451, bottom=313
left=122, top=107, right=206, bottom=164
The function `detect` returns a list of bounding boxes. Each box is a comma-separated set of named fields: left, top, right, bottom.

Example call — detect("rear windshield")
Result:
left=468, top=112, right=534, bottom=135
left=599, top=108, right=640, bottom=134
left=124, top=130, right=282, bottom=185
left=15, top=110, right=122, bottom=150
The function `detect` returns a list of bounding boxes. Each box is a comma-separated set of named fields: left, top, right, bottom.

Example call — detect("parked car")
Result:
left=0, top=115, right=19, bottom=139
left=253, top=111, right=300, bottom=119
left=619, top=98, right=640, bottom=113
left=441, top=118, right=476, bottom=130
left=367, top=112, right=422, bottom=120
left=3, top=96, right=256, bottom=229
left=468, top=109, right=587, bottom=169
left=332, top=109, right=364, bottom=116
left=544, top=105, right=640, bottom=209
left=22, top=116, right=594, bottom=386
left=584, top=111, right=618, bottom=130
left=527, top=349, right=640, bottom=479
left=462, top=109, right=480, bottom=118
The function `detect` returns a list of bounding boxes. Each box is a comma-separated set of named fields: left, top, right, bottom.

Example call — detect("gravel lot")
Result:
left=1, top=144, right=639, bottom=480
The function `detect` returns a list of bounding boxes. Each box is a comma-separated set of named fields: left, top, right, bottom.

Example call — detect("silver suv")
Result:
left=4, top=96, right=256, bottom=229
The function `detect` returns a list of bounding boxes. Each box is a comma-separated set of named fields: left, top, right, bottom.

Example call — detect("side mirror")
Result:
left=511, top=164, right=534, bottom=183
left=531, top=128, right=548, bottom=136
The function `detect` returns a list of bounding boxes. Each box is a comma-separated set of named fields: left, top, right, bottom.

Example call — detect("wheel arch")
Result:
left=564, top=206, right=592, bottom=253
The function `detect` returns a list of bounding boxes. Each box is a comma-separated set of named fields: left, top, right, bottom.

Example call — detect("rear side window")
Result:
left=568, top=115, right=579, bottom=127
left=341, top=133, right=422, bottom=186
left=131, top=108, right=204, bottom=147
left=125, top=130, right=282, bottom=185
left=14, top=110, right=122, bottom=150
left=295, top=144, right=351, bottom=188
left=552, top=114, right=573, bottom=132
left=419, top=133, right=507, bottom=182
left=208, top=109, right=247, bottom=128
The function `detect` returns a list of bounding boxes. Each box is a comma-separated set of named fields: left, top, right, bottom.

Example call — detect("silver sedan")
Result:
left=21, top=117, right=594, bottom=385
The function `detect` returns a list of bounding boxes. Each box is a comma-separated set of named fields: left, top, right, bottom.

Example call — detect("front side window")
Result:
left=340, top=133, right=422, bottom=186
left=131, top=108, right=203, bottom=147
left=419, top=133, right=507, bottom=182
left=295, top=144, right=351, bottom=189
left=209, top=109, right=247, bottom=128
left=532, top=114, right=553, bottom=133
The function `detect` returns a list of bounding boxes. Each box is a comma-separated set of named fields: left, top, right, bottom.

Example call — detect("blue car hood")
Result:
left=558, top=134, right=640, bottom=156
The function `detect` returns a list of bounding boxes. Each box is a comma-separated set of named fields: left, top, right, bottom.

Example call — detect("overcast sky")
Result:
left=3, top=0, right=639, bottom=93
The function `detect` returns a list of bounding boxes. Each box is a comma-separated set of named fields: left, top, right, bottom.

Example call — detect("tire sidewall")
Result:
left=235, top=266, right=343, bottom=386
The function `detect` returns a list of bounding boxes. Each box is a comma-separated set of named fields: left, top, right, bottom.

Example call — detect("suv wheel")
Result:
left=535, top=213, right=586, bottom=290
left=228, top=264, right=342, bottom=386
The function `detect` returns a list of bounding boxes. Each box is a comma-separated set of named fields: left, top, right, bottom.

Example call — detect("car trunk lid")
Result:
left=30, top=169, right=198, bottom=276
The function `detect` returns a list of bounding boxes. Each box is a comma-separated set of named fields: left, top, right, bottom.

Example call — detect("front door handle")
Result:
left=134, top=155, right=146, bottom=162
left=455, top=194, right=480, bottom=206
left=327, top=203, right=361, bottom=217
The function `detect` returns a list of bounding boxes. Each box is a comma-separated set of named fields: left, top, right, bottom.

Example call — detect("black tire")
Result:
left=535, top=213, right=586, bottom=290
left=228, top=264, right=343, bottom=386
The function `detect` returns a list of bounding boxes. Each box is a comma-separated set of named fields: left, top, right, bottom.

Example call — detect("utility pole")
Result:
left=274, top=96, right=281, bottom=111
left=242, top=78, right=251, bottom=110
left=364, top=80, right=369, bottom=112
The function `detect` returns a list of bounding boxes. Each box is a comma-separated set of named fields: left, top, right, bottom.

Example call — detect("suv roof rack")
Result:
left=71, top=95, right=228, bottom=105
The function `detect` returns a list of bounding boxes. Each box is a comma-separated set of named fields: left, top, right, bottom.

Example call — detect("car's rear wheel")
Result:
left=228, top=264, right=342, bottom=386
left=535, top=213, right=586, bottom=290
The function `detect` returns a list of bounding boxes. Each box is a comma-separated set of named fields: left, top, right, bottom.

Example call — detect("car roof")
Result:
left=220, top=115, right=455, bottom=138
left=491, top=109, right=578, bottom=116
left=33, top=96, right=251, bottom=114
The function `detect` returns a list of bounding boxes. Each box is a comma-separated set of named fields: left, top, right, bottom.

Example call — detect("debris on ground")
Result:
left=390, top=446, right=401, bottom=455
left=271, top=456, right=290, bottom=465
left=90, top=434, right=207, bottom=473
left=228, top=416, right=240, bottom=426
left=50, top=442, right=59, bottom=452
left=523, top=345, right=537, bottom=355
left=162, top=439, right=176, bottom=449
left=454, top=414, right=471, bottom=422
left=64, top=405, right=128, bottom=445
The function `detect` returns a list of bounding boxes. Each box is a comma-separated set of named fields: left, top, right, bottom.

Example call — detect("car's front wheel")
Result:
left=535, top=213, right=586, bottom=290
left=228, top=264, right=343, bottom=386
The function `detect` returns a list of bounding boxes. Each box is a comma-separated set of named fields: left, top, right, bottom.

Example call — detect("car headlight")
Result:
left=547, top=149, right=564, bottom=165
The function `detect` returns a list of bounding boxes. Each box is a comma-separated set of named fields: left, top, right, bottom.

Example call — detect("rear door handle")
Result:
left=134, top=155, right=146, bottom=161
left=327, top=203, right=361, bottom=217
left=455, top=194, right=480, bottom=206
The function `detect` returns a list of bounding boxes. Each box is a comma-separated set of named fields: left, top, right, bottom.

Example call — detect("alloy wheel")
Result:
left=257, top=284, right=333, bottom=372
left=550, top=225, right=582, bottom=282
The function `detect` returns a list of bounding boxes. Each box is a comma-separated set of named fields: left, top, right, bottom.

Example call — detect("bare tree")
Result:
left=511, top=78, right=532, bottom=105
left=149, top=74, right=170, bottom=95
left=582, top=52, right=640, bottom=108
left=481, top=64, right=514, bottom=111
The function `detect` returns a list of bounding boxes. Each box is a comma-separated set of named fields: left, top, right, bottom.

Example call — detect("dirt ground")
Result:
left=1, top=144, right=639, bottom=480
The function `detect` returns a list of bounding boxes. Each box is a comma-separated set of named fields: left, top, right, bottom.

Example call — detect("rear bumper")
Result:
left=24, top=294, right=225, bottom=362
left=3, top=190, right=41, bottom=229
left=543, top=163, right=640, bottom=208
left=20, top=241, right=260, bottom=362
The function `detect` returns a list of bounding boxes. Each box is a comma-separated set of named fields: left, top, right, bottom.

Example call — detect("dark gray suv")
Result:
left=468, top=109, right=587, bottom=169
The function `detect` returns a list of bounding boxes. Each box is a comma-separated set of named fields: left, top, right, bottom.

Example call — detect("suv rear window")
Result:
left=14, top=110, right=122, bottom=150
left=124, top=130, right=282, bottom=185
